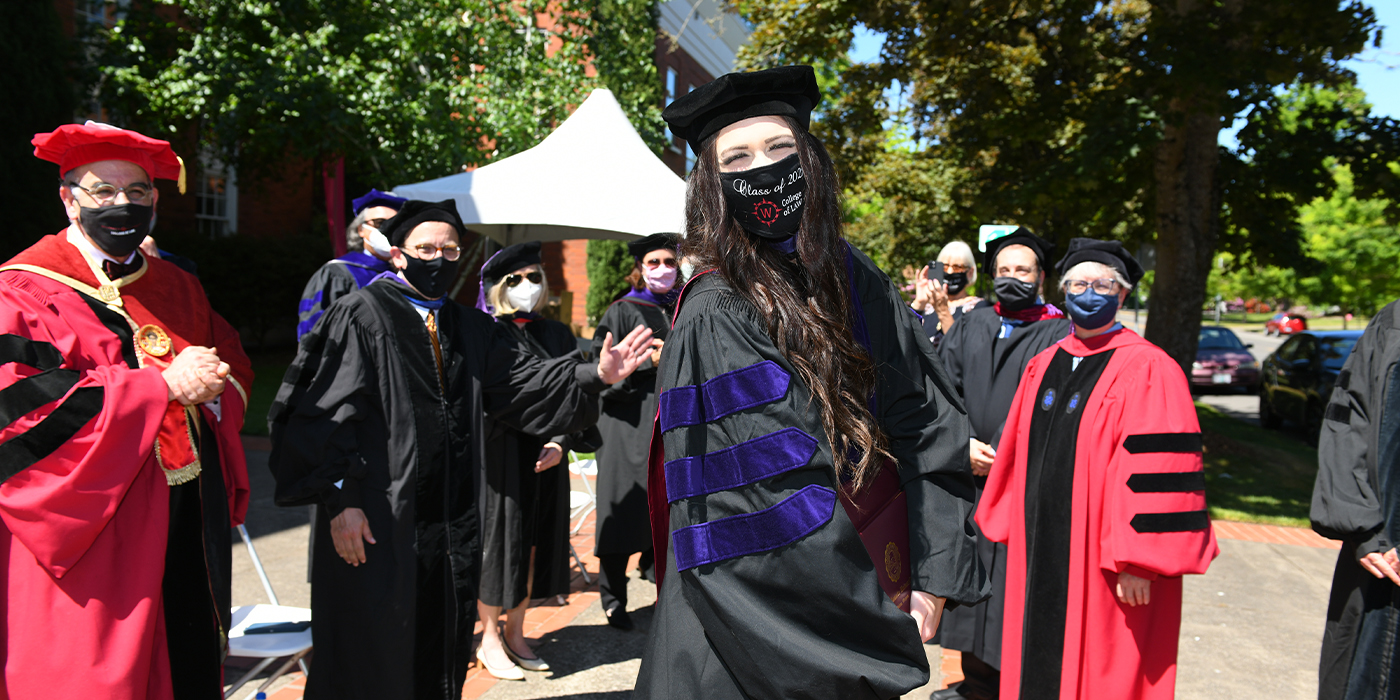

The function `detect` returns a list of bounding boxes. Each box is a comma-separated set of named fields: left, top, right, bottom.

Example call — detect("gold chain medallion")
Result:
left=136, top=324, right=173, bottom=357
left=884, top=541, right=901, bottom=583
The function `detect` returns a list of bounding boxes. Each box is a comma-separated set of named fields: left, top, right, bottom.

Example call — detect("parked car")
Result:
left=1265, top=312, right=1308, bottom=336
left=1191, top=326, right=1259, bottom=392
left=1259, top=330, right=1363, bottom=440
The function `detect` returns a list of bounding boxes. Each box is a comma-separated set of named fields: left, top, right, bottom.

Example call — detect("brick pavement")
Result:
left=235, top=515, right=1339, bottom=698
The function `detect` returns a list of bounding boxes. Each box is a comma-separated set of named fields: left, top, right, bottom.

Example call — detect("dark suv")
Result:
left=1259, top=330, right=1362, bottom=440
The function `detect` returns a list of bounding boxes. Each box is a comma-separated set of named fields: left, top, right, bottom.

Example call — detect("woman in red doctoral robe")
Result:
left=977, top=238, right=1218, bottom=700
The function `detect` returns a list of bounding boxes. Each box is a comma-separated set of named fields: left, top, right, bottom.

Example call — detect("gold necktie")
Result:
left=424, top=311, right=444, bottom=388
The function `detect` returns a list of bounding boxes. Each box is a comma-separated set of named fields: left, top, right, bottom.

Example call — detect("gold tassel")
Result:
left=164, top=460, right=202, bottom=486
left=176, top=155, right=187, bottom=195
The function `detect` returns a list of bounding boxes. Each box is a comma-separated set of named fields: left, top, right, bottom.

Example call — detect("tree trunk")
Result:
left=1145, top=102, right=1222, bottom=371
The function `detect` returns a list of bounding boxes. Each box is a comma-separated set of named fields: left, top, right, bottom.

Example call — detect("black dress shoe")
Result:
left=605, top=606, right=634, bottom=631
left=930, top=687, right=965, bottom=700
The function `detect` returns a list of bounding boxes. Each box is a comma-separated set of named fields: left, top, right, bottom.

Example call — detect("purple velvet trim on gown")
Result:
left=671, top=484, right=836, bottom=571
left=664, top=427, right=819, bottom=503
left=659, top=360, right=791, bottom=432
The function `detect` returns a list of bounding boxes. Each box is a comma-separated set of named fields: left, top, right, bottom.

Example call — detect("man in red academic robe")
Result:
left=0, top=122, right=252, bottom=699
left=977, top=238, right=1218, bottom=700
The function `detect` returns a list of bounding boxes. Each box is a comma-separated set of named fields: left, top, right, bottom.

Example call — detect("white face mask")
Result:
left=506, top=280, right=543, bottom=312
left=365, top=226, right=393, bottom=258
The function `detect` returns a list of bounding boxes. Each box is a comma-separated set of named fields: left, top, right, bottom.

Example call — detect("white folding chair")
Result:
left=568, top=454, right=598, bottom=535
left=567, top=453, right=600, bottom=583
left=224, top=524, right=313, bottom=699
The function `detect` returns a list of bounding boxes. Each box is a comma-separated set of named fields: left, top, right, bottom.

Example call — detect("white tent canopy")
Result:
left=394, top=89, right=686, bottom=246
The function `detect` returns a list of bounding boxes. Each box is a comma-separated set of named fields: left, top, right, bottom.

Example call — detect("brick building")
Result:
left=52, top=0, right=747, bottom=337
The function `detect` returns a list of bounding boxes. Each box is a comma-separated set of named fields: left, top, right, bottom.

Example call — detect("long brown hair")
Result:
left=683, top=117, right=891, bottom=492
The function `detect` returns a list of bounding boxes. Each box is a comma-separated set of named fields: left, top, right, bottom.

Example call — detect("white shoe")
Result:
left=476, top=647, right=525, bottom=681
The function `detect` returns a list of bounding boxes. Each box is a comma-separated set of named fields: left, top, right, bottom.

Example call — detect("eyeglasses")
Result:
left=411, top=243, right=462, bottom=261
left=644, top=257, right=678, bottom=269
left=505, top=271, right=543, bottom=287
left=1062, top=278, right=1120, bottom=295
left=942, top=263, right=971, bottom=274
left=68, top=181, right=153, bottom=205
left=365, top=218, right=390, bottom=230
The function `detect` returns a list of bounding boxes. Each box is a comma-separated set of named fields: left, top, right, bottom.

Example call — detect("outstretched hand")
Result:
left=597, top=324, right=656, bottom=384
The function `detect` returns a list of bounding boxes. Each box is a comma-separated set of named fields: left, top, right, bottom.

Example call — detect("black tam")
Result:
left=982, top=227, right=1055, bottom=278
left=627, top=233, right=680, bottom=260
left=662, top=65, right=821, bottom=152
left=1055, top=238, right=1145, bottom=286
left=381, top=200, right=467, bottom=247
left=480, top=242, right=542, bottom=285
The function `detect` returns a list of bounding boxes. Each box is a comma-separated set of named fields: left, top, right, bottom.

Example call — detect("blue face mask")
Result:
left=1064, top=289, right=1120, bottom=329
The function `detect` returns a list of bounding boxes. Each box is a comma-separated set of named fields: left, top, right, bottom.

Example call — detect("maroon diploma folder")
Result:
left=839, top=460, right=912, bottom=612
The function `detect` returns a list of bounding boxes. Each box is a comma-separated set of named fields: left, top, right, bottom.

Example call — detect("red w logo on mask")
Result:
left=752, top=199, right=782, bottom=225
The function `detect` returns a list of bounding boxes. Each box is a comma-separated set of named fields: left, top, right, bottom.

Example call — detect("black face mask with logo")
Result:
left=402, top=255, right=459, bottom=300
left=718, top=154, right=807, bottom=240
left=79, top=203, right=153, bottom=259
left=993, top=276, right=1039, bottom=312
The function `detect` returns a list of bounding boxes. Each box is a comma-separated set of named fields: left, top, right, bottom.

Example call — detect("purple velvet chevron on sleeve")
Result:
left=664, top=427, right=819, bottom=503
left=671, top=484, right=836, bottom=571
left=659, top=385, right=701, bottom=432
left=659, top=360, right=791, bottom=432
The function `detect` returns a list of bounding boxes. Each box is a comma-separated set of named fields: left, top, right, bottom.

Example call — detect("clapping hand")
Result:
left=596, top=324, right=656, bottom=384
left=162, top=346, right=230, bottom=405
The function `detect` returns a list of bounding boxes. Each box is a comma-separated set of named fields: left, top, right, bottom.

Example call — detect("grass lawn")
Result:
left=242, top=348, right=298, bottom=436
left=1197, top=401, right=1316, bottom=527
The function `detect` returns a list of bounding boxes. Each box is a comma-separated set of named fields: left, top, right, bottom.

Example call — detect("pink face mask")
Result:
left=645, top=265, right=678, bottom=294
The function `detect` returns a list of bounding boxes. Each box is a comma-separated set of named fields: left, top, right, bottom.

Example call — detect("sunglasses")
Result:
left=644, top=257, right=678, bottom=269
left=505, top=271, right=543, bottom=287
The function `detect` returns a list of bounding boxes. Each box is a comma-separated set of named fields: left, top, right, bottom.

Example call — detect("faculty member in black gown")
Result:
left=475, top=242, right=599, bottom=679
left=591, top=231, right=680, bottom=630
left=636, top=65, right=986, bottom=699
left=933, top=228, right=1069, bottom=700
left=1312, top=298, right=1400, bottom=700
left=267, top=200, right=654, bottom=700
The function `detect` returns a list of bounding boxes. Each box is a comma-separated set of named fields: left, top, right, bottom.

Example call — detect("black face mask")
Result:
left=78, top=203, right=152, bottom=259
left=402, top=255, right=459, bottom=300
left=944, top=271, right=969, bottom=296
left=994, top=276, right=1038, bottom=312
left=718, top=154, right=806, bottom=240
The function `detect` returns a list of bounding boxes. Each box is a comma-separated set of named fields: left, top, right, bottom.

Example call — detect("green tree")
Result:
left=733, top=0, right=1399, bottom=368
left=1, top=0, right=78, bottom=260
left=97, top=0, right=598, bottom=187
left=1295, top=164, right=1400, bottom=316
left=584, top=0, right=665, bottom=325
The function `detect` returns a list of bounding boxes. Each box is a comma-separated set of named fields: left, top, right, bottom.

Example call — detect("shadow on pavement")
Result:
left=528, top=604, right=655, bottom=682
left=238, top=446, right=312, bottom=539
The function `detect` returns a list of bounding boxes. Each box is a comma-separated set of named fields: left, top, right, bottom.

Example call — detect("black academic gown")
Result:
left=1312, top=300, right=1400, bottom=700
left=934, top=306, right=1070, bottom=668
left=635, top=249, right=987, bottom=700
left=479, top=315, right=600, bottom=608
left=267, top=279, right=604, bottom=700
left=592, top=295, right=670, bottom=556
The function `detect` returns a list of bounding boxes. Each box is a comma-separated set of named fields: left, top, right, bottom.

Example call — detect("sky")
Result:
left=846, top=2, right=1400, bottom=135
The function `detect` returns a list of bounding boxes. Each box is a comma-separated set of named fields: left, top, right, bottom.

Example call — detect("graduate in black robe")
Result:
left=933, top=228, right=1070, bottom=700
left=636, top=66, right=986, bottom=699
left=475, top=241, right=600, bottom=678
left=590, top=232, right=679, bottom=629
left=267, top=201, right=653, bottom=700
left=1312, top=299, right=1400, bottom=700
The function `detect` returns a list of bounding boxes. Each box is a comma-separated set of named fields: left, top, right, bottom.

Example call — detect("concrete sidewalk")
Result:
left=227, top=438, right=1343, bottom=700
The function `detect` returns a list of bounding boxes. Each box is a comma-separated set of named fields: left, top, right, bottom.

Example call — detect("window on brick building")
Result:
left=75, top=0, right=129, bottom=25
left=196, top=159, right=238, bottom=238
